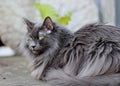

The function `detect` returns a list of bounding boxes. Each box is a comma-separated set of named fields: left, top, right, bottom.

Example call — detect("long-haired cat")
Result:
left=22, top=16, right=120, bottom=86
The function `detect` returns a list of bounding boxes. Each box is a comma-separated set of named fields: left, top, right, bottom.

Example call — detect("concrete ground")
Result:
left=0, top=56, right=49, bottom=86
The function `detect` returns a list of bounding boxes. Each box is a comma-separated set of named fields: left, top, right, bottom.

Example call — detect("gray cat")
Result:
left=22, top=16, right=120, bottom=86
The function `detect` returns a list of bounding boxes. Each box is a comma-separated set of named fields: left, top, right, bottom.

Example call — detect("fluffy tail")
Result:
left=45, top=69, right=120, bottom=86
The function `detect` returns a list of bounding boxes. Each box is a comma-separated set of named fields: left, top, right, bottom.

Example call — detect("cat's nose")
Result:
left=29, top=45, right=36, bottom=50
left=30, top=45, right=36, bottom=50
left=31, top=45, right=36, bottom=49
left=30, top=42, right=36, bottom=49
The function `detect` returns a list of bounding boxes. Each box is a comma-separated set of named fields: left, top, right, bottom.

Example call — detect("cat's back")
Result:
left=59, top=24, right=120, bottom=76
left=75, top=24, right=120, bottom=44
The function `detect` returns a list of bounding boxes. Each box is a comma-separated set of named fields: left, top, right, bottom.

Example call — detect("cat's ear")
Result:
left=23, top=18, right=34, bottom=32
left=43, top=16, right=53, bottom=30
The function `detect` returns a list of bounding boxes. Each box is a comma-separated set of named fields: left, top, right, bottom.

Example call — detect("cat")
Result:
left=21, top=16, right=120, bottom=86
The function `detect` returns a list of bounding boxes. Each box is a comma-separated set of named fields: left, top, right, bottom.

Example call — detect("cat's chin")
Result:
left=32, top=51, right=39, bottom=54
left=31, top=50, right=43, bottom=55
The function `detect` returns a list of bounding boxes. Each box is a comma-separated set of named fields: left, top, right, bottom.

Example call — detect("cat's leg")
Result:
left=45, top=68, right=120, bottom=86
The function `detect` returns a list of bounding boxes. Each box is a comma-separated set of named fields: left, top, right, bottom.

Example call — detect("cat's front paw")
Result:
left=31, top=69, right=45, bottom=80
left=31, top=69, right=41, bottom=80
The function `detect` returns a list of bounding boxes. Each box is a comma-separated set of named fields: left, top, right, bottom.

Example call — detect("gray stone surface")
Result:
left=0, top=56, right=119, bottom=86
left=0, top=56, right=49, bottom=86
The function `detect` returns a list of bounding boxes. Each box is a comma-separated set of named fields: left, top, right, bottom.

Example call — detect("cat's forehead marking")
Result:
left=47, top=30, right=52, bottom=34
left=38, top=29, right=52, bottom=36
left=38, top=30, right=49, bottom=36
left=29, top=21, right=52, bottom=38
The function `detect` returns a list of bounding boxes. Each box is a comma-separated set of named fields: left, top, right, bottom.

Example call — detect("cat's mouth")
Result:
left=32, top=50, right=39, bottom=54
left=31, top=49, right=44, bottom=55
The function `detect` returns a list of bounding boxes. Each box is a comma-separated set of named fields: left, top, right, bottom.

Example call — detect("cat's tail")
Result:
left=46, top=69, right=120, bottom=86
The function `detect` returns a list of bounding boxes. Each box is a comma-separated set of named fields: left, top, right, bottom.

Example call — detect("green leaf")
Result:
left=57, top=12, right=72, bottom=25
left=34, top=2, right=72, bottom=25
left=34, top=3, right=58, bottom=20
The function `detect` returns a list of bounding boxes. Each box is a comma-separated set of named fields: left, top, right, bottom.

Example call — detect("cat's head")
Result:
left=24, top=16, right=59, bottom=56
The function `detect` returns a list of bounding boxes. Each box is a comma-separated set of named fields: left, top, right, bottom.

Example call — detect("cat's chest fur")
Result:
left=30, top=35, right=74, bottom=80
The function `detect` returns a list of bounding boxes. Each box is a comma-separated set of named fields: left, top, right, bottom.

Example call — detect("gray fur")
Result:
left=21, top=17, right=120, bottom=86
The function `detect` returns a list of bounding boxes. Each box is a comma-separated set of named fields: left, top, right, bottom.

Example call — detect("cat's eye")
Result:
left=28, top=37, right=33, bottom=41
left=39, top=36, right=44, bottom=40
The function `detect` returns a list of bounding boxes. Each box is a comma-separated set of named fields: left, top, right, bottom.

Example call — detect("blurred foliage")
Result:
left=57, top=12, right=72, bottom=25
left=34, top=3, right=58, bottom=20
left=34, top=3, right=72, bottom=25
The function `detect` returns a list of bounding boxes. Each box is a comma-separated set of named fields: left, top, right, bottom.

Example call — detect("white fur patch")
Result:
left=31, top=62, right=46, bottom=79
